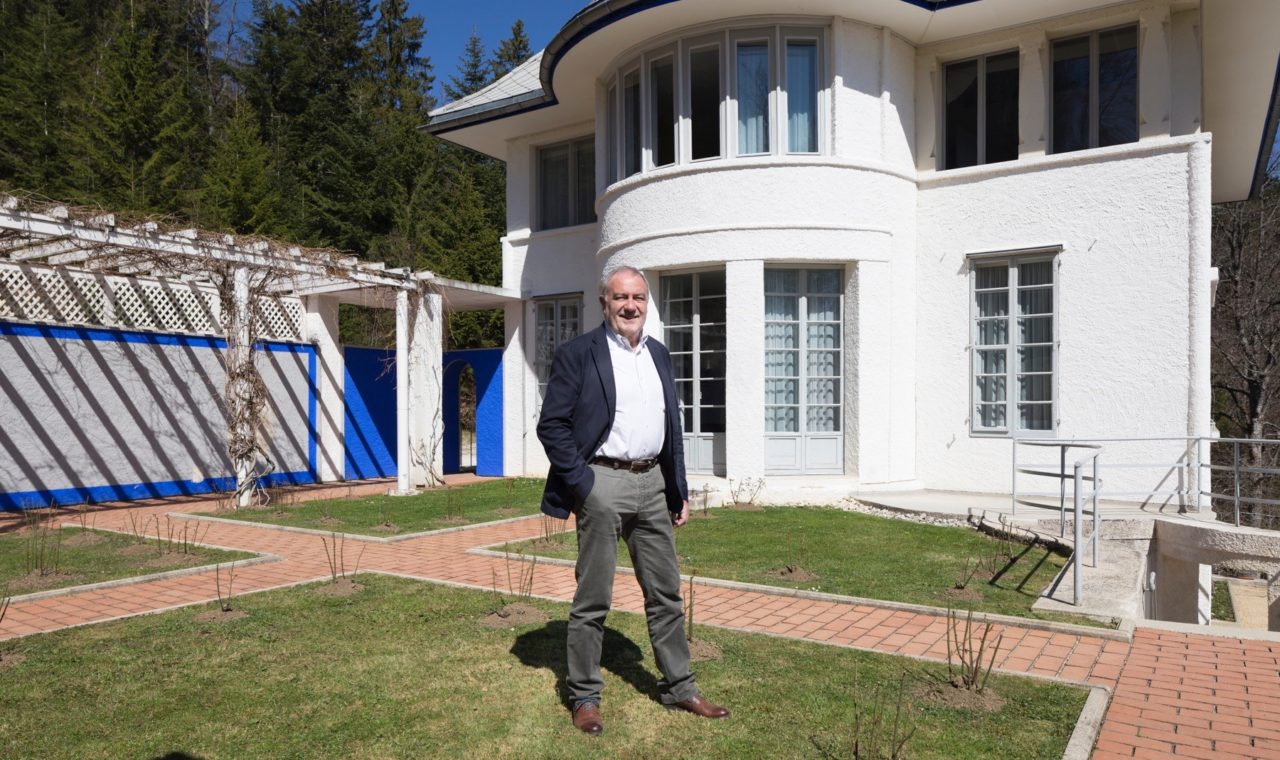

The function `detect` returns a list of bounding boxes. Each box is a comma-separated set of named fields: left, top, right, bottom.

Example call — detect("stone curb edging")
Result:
left=466, top=544, right=1132, bottom=642
left=169, top=511, right=543, bottom=543
left=5, top=552, right=279, bottom=604
left=1063, top=687, right=1111, bottom=760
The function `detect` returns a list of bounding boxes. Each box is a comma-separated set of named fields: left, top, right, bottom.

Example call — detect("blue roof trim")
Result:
left=1251, top=54, right=1280, bottom=199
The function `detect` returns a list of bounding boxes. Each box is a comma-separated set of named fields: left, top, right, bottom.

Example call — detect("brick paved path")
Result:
left=3, top=488, right=1279, bottom=759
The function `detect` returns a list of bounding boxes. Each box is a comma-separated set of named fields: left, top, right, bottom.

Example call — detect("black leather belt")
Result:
left=590, top=456, right=658, bottom=473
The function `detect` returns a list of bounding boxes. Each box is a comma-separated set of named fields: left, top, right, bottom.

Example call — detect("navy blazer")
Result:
left=536, top=323, right=689, bottom=519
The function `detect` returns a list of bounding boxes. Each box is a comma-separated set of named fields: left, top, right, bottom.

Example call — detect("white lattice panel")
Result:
left=0, top=262, right=303, bottom=341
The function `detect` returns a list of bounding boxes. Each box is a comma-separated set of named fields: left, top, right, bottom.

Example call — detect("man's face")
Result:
left=601, top=270, right=649, bottom=346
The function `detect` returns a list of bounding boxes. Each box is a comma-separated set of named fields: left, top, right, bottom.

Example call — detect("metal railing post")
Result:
left=1092, top=455, right=1100, bottom=568
left=1074, top=462, right=1083, bottom=605
left=1233, top=441, right=1242, bottom=527
left=1060, top=445, right=1068, bottom=537
left=1011, top=437, right=1018, bottom=516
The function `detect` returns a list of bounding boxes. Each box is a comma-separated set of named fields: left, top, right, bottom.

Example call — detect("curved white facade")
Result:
left=481, top=3, right=1214, bottom=502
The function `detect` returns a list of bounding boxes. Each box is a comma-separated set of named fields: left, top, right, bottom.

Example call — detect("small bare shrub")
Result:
left=321, top=532, right=366, bottom=583
left=727, top=477, right=766, bottom=506
left=215, top=562, right=238, bottom=612
left=946, top=608, right=1003, bottom=693
left=810, top=671, right=917, bottom=760
left=22, top=511, right=62, bottom=577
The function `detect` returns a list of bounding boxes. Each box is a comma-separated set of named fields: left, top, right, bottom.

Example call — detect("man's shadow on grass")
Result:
left=511, top=621, right=661, bottom=709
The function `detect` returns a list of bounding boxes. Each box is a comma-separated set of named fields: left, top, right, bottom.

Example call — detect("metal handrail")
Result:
left=1072, top=451, right=1102, bottom=605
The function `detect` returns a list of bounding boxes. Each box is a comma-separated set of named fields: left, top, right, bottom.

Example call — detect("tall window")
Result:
left=650, top=55, right=676, bottom=168
left=606, top=83, right=618, bottom=185
left=1051, top=26, right=1138, bottom=154
left=535, top=296, right=581, bottom=398
left=785, top=39, right=819, bottom=153
left=662, top=271, right=726, bottom=442
left=765, top=269, right=842, bottom=435
left=623, top=69, right=641, bottom=177
left=735, top=39, right=771, bottom=155
left=971, top=257, right=1055, bottom=434
left=537, top=138, right=596, bottom=231
left=688, top=44, right=722, bottom=160
left=943, top=50, right=1018, bottom=169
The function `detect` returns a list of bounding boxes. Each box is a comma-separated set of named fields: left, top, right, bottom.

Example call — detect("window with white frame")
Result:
left=603, top=23, right=826, bottom=181
left=942, top=50, right=1018, bottom=169
left=971, top=257, right=1056, bottom=435
left=537, top=138, right=596, bottom=231
left=661, top=271, right=726, bottom=438
left=534, top=296, right=581, bottom=398
left=1051, top=25, right=1138, bottom=154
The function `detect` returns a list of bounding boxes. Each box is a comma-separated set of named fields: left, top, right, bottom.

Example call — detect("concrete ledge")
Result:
left=1063, top=687, right=1111, bottom=760
left=172, top=511, right=543, bottom=544
left=1133, top=617, right=1280, bottom=643
left=468, top=543, right=1132, bottom=641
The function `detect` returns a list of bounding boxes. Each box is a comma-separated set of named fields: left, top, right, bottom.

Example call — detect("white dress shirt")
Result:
left=596, top=327, right=667, bottom=460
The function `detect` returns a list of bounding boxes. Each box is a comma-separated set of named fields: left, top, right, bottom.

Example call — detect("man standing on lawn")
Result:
left=537, top=265, right=731, bottom=736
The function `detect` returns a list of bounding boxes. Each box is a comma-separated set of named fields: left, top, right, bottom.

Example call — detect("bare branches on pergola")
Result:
left=0, top=192, right=425, bottom=508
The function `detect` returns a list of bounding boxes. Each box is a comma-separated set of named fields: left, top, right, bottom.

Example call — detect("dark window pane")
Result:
left=974, top=265, right=1008, bottom=289
left=699, top=297, right=726, bottom=324
left=699, top=323, right=726, bottom=351
left=538, top=145, right=570, bottom=230
left=662, top=273, right=693, bottom=301
left=701, top=379, right=725, bottom=406
left=574, top=140, right=596, bottom=224
left=690, top=47, right=721, bottom=160
left=606, top=85, right=618, bottom=185
left=1098, top=26, right=1137, bottom=147
left=698, top=269, right=726, bottom=297
left=1052, top=35, right=1090, bottom=153
left=701, top=407, right=726, bottom=434
left=650, top=57, right=676, bottom=167
left=944, top=58, right=978, bottom=169
left=985, top=51, right=1019, bottom=163
left=666, top=326, right=693, bottom=353
left=623, top=70, right=641, bottom=176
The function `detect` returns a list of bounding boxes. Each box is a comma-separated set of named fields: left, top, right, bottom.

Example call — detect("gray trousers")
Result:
left=567, top=463, right=697, bottom=707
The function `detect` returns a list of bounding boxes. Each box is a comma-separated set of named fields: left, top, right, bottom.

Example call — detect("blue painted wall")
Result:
left=343, top=347, right=397, bottom=480
left=443, top=348, right=504, bottom=477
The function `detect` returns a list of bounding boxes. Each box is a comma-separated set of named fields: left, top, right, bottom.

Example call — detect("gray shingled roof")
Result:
left=429, top=51, right=546, bottom=120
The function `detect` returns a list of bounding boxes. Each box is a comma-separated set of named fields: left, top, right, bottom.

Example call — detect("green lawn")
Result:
left=1212, top=580, right=1236, bottom=622
left=206, top=478, right=545, bottom=535
left=0, top=526, right=253, bottom=598
left=514, top=506, right=1100, bottom=625
left=0, top=576, right=1087, bottom=759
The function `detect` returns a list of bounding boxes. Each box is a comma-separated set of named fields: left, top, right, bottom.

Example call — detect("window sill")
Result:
left=506, top=223, right=598, bottom=246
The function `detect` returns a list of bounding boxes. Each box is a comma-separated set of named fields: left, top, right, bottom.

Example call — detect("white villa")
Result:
left=426, top=0, right=1280, bottom=498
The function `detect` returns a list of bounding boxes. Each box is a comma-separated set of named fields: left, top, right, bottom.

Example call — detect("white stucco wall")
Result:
left=496, top=4, right=1209, bottom=498
left=915, top=135, right=1212, bottom=495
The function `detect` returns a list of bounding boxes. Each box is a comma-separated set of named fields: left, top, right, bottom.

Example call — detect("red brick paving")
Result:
left=3, top=487, right=1279, bottom=758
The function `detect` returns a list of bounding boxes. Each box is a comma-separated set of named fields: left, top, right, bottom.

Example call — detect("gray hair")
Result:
left=598, top=265, right=651, bottom=297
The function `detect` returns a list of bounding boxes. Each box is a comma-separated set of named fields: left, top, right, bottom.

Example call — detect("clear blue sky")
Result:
left=406, top=1, right=586, bottom=104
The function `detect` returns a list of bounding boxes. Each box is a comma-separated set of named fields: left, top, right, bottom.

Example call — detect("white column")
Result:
left=394, top=288, right=411, bottom=494
left=1018, top=31, right=1047, bottom=158
left=502, top=299, right=528, bottom=478
left=231, top=266, right=254, bottom=508
left=408, top=288, right=444, bottom=488
left=1188, top=137, right=1212, bottom=510
left=853, top=260, right=892, bottom=484
left=725, top=260, right=764, bottom=479
left=304, top=295, right=343, bottom=482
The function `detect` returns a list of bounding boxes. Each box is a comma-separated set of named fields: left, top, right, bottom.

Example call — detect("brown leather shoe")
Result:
left=666, top=694, right=731, bottom=719
left=572, top=702, right=604, bottom=736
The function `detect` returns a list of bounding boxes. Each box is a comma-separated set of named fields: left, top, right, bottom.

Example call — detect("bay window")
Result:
left=602, top=23, right=827, bottom=181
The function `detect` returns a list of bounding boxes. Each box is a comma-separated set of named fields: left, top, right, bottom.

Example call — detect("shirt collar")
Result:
left=604, top=323, right=648, bottom=353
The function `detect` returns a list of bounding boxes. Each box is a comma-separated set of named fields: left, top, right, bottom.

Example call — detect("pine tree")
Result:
left=490, top=19, right=531, bottom=79
left=200, top=99, right=279, bottom=234
left=442, top=28, right=490, bottom=101
left=0, top=0, right=82, bottom=196
left=368, top=0, right=435, bottom=114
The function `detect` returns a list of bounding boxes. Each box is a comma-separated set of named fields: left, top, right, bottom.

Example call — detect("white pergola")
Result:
left=0, top=194, right=519, bottom=502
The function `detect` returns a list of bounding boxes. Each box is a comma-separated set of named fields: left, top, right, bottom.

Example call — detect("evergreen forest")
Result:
left=0, top=0, right=532, bottom=347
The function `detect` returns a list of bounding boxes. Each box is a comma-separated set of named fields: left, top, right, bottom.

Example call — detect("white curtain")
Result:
left=737, top=43, right=770, bottom=154
left=787, top=42, right=818, bottom=153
